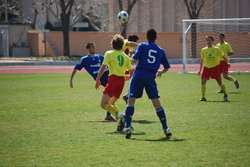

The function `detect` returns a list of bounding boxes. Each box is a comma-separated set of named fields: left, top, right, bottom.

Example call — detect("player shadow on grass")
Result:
left=205, top=100, right=235, bottom=102
left=133, top=120, right=156, bottom=124
left=131, top=137, right=186, bottom=142
left=106, top=131, right=146, bottom=136
left=92, top=121, right=115, bottom=123
left=92, top=119, right=156, bottom=124
left=227, top=91, right=240, bottom=94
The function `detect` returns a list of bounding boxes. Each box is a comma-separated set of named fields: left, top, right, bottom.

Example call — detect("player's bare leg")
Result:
left=199, top=78, right=207, bottom=101
left=101, top=94, right=125, bottom=131
left=223, top=73, right=239, bottom=89
left=109, top=96, right=125, bottom=130
left=103, top=97, right=117, bottom=121
left=218, top=73, right=239, bottom=93
left=151, top=99, right=172, bottom=138
left=216, top=79, right=228, bottom=101
left=100, top=94, right=117, bottom=119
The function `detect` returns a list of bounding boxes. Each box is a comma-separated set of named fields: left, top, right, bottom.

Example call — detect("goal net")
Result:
left=182, top=18, right=250, bottom=73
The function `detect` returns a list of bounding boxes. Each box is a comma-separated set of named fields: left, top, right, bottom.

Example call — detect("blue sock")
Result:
left=106, top=111, right=111, bottom=117
left=156, top=108, right=168, bottom=130
left=125, top=106, right=134, bottom=128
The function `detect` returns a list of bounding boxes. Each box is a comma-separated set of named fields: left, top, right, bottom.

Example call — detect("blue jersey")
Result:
left=74, top=54, right=109, bottom=86
left=133, top=41, right=170, bottom=73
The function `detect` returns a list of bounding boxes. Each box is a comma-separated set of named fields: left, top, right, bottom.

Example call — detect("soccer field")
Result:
left=0, top=72, right=249, bottom=166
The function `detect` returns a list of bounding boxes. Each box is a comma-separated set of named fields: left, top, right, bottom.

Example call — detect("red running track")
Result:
left=0, top=63, right=249, bottom=74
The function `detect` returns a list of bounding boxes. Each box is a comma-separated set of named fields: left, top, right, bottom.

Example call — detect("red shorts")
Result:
left=219, top=60, right=229, bottom=74
left=103, top=75, right=125, bottom=99
left=201, top=65, right=221, bottom=80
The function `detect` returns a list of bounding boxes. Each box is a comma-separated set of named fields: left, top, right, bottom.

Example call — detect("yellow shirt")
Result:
left=201, top=46, right=224, bottom=68
left=216, top=42, right=233, bottom=61
left=122, top=39, right=135, bottom=52
left=103, top=50, right=133, bottom=76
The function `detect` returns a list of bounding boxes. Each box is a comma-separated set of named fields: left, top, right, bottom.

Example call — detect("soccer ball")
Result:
left=118, top=11, right=129, bottom=24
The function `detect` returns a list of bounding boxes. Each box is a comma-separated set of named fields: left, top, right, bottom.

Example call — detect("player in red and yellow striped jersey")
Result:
left=216, top=33, right=239, bottom=93
left=95, top=34, right=133, bottom=131
left=198, top=36, right=228, bottom=102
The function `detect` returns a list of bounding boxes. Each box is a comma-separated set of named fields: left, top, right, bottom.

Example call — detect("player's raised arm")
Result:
left=95, top=65, right=107, bottom=90
left=125, top=41, right=138, bottom=48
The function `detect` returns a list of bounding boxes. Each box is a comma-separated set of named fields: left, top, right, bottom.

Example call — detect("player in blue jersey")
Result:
left=124, top=29, right=172, bottom=139
left=69, top=42, right=115, bottom=121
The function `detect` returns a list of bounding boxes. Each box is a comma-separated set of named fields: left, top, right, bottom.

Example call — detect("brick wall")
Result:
left=44, top=31, right=183, bottom=59
left=28, top=30, right=44, bottom=57
left=28, top=31, right=250, bottom=59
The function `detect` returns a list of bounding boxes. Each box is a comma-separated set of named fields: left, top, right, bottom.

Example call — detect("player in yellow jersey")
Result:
left=122, top=35, right=139, bottom=56
left=95, top=34, right=133, bottom=131
left=198, top=36, right=228, bottom=102
left=216, top=33, right=239, bottom=93
left=122, top=35, right=139, bottom=103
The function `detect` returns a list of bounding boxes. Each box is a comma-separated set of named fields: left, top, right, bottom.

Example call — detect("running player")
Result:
left=198, top=36, right=228, bottom=102
left=124, top=29, right=172, bottom=139
left=69, top=42, right=115, bottom=121
left=95, top=34, right=133, bottom=131
left=216, top=33, right=239, bottom=93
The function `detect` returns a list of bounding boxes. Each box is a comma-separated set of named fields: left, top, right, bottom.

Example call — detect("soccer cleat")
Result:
left=104, top=116, right=116, bottom=121
left=125, top=127, right=134, bottom=139
left=164, top=128, right=172, bottom=138
left=117, top=116, right=125, bottom=131
left=223, top=95, right=228, bottom=102
left=199, top=98, right=207, bottom=101
left=217, top=89, right=223, bottom=93
left=122, top=94, right=128, bottom=104
left=234, top=80, right=239, bottom=89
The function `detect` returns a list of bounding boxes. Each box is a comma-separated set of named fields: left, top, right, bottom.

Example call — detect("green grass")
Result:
left=0, top=72, right=249, bottom=167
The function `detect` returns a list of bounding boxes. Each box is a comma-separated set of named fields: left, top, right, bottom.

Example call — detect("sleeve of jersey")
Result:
left=161, top=50, right=170, bottom=69
left=74, top=57, right=85, bottom=70
left=102, top=52, right=109, bottom=66
left=132, top=43, right=142, bottom=60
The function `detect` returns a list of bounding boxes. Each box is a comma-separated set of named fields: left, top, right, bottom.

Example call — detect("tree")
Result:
left=47, top=0, right=107, bottom=56
left=0, top=0, right=21, bottom=21
left=117, top=0, right=138, bottom=38
left=58, top=0, right=75, bottom=56
left=183, top=0, right=205, bottom=58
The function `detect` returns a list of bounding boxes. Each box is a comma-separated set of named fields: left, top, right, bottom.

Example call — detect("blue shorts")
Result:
left=100, top=71, right=109, bottom=87
left=128, top=69, right=159, bottom=99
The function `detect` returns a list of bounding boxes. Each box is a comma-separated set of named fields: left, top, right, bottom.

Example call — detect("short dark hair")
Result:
left=219, top=33, right=225, bottom=38
left=86, top=42, right=95, bottom=49
left=112, top=34, right=124, bottom=50
left=128, top=35, right=139, bottom=42
left=206, top=36, right=214, bottom=41
left=147, top=29, right=157, bottom=41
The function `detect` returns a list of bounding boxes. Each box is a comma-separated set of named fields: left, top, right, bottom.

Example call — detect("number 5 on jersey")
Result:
left=148, top=49, right=157, bottom=64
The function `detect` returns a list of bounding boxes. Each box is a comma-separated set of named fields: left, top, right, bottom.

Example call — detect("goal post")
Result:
left=182, top=18, right=250, bottom=73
